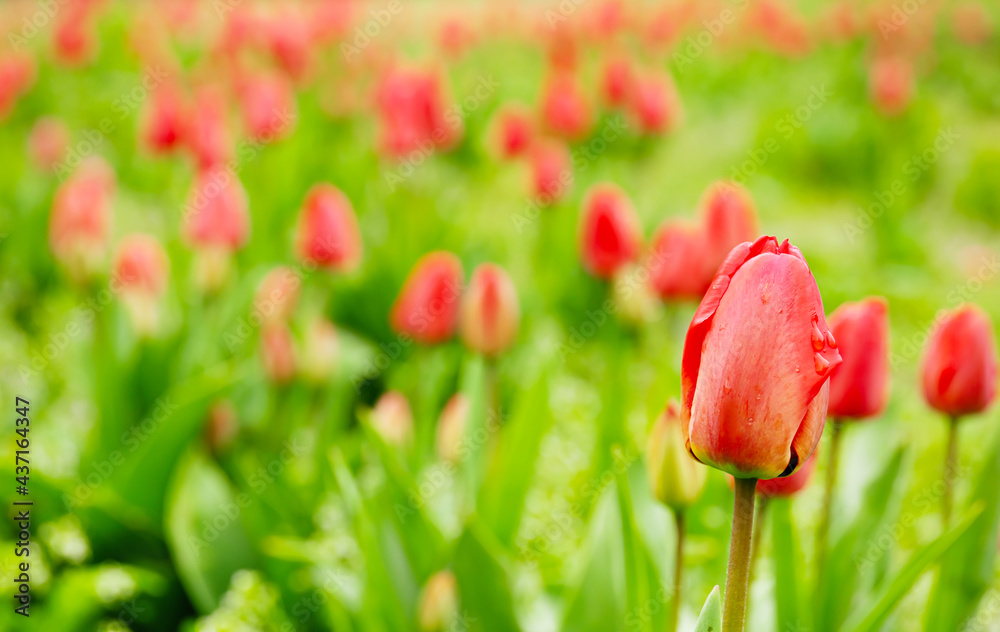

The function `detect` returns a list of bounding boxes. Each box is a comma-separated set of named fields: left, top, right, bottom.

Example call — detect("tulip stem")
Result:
left=748, top=496, right=769, bottom=589
left=671, top=510, right=685, bottom=632
left=723, top=477, right=757, bottom=632
left=816, top=419, right=842, bottom=588
left=942, top=415, right=960, bottom=528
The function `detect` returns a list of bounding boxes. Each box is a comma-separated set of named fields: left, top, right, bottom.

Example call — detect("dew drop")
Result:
left=811, top=321, right=825, bottom=351
left=814, top=352, right=832, bottom=375
left=794, top=364, right=801, bottom=373
left=825, top=331, right=838, bottom=349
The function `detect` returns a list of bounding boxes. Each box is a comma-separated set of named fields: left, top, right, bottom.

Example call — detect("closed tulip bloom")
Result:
left=756, top=451, right=817, bottom=498
left=0, top=54, right=36, bottom=118
left=580, top=184, right=642, bottom=279
left=300, top=318, right=339, bottom=383
left=612, top=263, right=661, bottom=326
left=49, top=157, right=116, bottom=279
left=417, top=571, right=458, bottom=632
left=371, top=391, right=414, bottom=447
left=239, top=73, right=296, bottom=142
left=53, top=3, right=98, bottom=66
left=541, top=71, right=591, bottom=141
left=436, top=394, right=469, bottom=463
left=261, top=324, right=296, bottom=384
left=295, top=184, right=362, bottom=272
left=682, top=236, right=842, bottom=479
left=700, top=181, right=758, bottom=279
left=142, top=83, right=188, bottom=154
left=869, top=56, right=913, bottom=116
left=493, top=105, right=534, bottom=160
left=647, top=221, right=709, bottom=301
left=114, top=234, right=169, bottom=336
left=391, top=252, right=464, bottom=344
left=254, top=267, right=300, bottom=325
left=460, top=263, right=519, bottom=356
left=184, top=168, right=250, bottom=251
left=205, top=400, right=238, bottom=456
left=827, top=298, right=890, bottom=419
left=187, top=88, right=232, bottom=169
left=266, top=11, right=314, bottom=81
left=28, top=116, right=70, bottom=171
left=629, top=72, right=681, bottom=135
left=377, top=67, right=459, bottom=158
left=600, top=56, right=634, bottom=108
left=921, top=304, right=999, bottom=417
left=647, top=400, right=707, bottom=511
left=529, top=140, right=571, bottom=204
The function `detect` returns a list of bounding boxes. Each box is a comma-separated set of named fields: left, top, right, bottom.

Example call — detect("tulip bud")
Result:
left=682, top=236, right=842, bottom=479
left=53, top=4, right=98, bottom=66
left=254, top=267, right=300, bottom=325
left=113, top=234, right=169, bottom=336
left=295, top=184, right=362, bottom=272
left=647, top=400, right=707, bottom=511
left=460, top=264, right=519, bottom=356
left=417, top=571, right=459, bottom=632
left=827, top=298, right=890, bottom=420
left=261, top=324, right=296, bottom=384
left=629, top=72, right=681, bottom=136
left=540, top=71, right=591, bottom=141
left=187, top=87, right=232, bottom=169
left=49, top=157, right=116, bottom=281
left=238, top=73, right=297, bottom=142
left=756, top=451, right=817, bottom=498
left=953, top=3, right=992, bottom=46
left=391, top=252, right=464, bottom=344
left=436, top=394, right=469, bottom=463
left=142, top=82, right=188, bottom=155
left=492, top=104, right=534, bottom=160
left=371, top=391, right=414, bottom=447
left=869, top=57, right=913, bottom=116
left=647, top=221, right=709, bottom=301
left=612, top=263, right=660, bottom=326
left=377, top=67, right=460, bottom=158
left=205, top=400, right=238, bottom=455
left=580, top=184, right=642, bottom=279
left=921, top=304, right=999, bottom=418
left=0, top=54, right=36, bottom=119
left=300, top=318, right=339, bottom=383
left=28, top=116, right=69, bottom=171
left=700, top=181, right=758, bottom=281
left=184, top=168, right=250, bottom=292
left=600, top=56, right=634, bottom=108
left=266, top=11, right=314, bottom=81
left=529, top=140, right=572, bottom=204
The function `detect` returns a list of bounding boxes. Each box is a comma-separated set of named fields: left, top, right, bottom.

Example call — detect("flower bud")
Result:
left=142, top=82, right=188, bottom=155
left=827, top=298, right=890, bottom=420
left=700, top=181, right=758, bottom=281
left=600, top=56, right=634, bottom=108
left=460, top=263, right=519, bottom=356
left=187, top=87, right=232, bottom=169
left=540, top=71, right=591, bottom=141
left=295, top=184, right=362, bottom=272
left=682, top=236, right=841, bottom=479
left=436, top=394, right=469, bottom=464
left=391, top=252, right=464, bottom=344
left=49, top=157, right=116, bottom=281
left=184, top=168, right=250, bottom=252
left=28, top=116, right=69, bottom=171
left=492, top=104, right=534, bottom=160
left=580, top=184, right=642, bottom=279
left=0, top=54, right=36, bottom=119
left=377, top=66, right=460, bottom=158
left=238, top=72, right=296, bottom=142
left=921, top=304, right=999, bottom=418
left=254, top=267, right=300, bottom=325
left=371, top=391, right=414, bottom=447
left=529, top=139, right=572, bottom=204
left=647, top=400, right=707, bottom=511
left=261, top=324, right=296, bottom=384
left=417, top=570, right=459, bottom=632
left=869, top=56, right=913, bottom=116
left=300, top=318, right=339, bottom=383
left=113, top=234, right=169, bottom=336
left=53, top=4, right=98, bottom=66
left=205, top=400, right=238, bottom=456
left=629, top=72, right=681, bottom=136
left=612, top=263, right=660, bottom=326
left=647, top=220, right=709, bottom=301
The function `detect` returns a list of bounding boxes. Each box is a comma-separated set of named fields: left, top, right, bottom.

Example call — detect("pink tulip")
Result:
left=295, top=184, right=362, bottom=272
left=921, top=304, right=999, bottom=418
left=391, top=252, right=464, bottom=344
left=460, top=263, right=520, bottom=356
left=28, top=117, right=70, bottom=171
left=647, top=221, right=709, bottom=301
left=540, top=71, right=591, bottom=141
left=827, top=298, right=890, bottom=420
left=579, top=184, right=642, bottom=279
left=529, top=140, right=572, bottom=204
left=700, top=181, right=758, bottom=281
left=49, top=157, right=116, bottom=278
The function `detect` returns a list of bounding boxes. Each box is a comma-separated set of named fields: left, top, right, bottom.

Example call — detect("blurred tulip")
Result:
left=49, top=157, right=116, bottom=280
left=0, top=54, right=36, bottom=118
left=647, top=400, right=707, bottom=511
left=28, top=116, right=70, bottom=171
left=239, top=73, right=296, bottom=142
left=114, top=234, right=169, bottom=336
left=869, top=56, right=914, bottom=116
left=205, top=400, right=238, bottom=455
left=439, top=16, right=475, bottom=58
left=187, top=87, right=232, bottom=169
left=529, top=139, right=572, bottom=204
left=391, top=252, right=464, bottom=344
left=611, top=263, right=661, bottom=326
left=540, top=71, right=591, bottom=141
left=460, top=263, right=520, bottom=356
left=417, top=571, right=458, bottom=632
left=921, top=304, right=999, bottom=418
left=436, top=394, right=469, bottom=463
left=579, top=184, right=641, bottom=279
left=300, top=318, right=339, bottom=383
left=600, top=57, right=634, bottom=109
left=647, top=221, right=709, bottom=301
left=295, top=184, right=362, bottom=272
left=953, top=3, right=992, bottom=46
left=377, top=66, right=460, bottom=158
left=265, top=10, right=314, bottom=81
left=261, top=324, right=296, bottom=384
left=371, top=391, right=414, bottom=447
left=493, top=105, right=534, bottom=160
left=827, top=298, right=890, bottom=420
left=757, top=451, right=817, bottom=498
left=750, top=0, right=811, bottom=56
left=700, top=181, right=758, bottom=280
left=53, top=3, right=99, bottom=66
left=142, top=82, right=188, bottom=155
left=629, top=72, right=681, bottom=135
left=254, top=267, right=300, bottom=325
left=184, top=168, right=249, bottom=292
left=682, top=236, right=841, bottom=479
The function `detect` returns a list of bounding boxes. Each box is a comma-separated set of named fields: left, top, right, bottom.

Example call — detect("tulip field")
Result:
left=5, top=0, right=1000, bottom=631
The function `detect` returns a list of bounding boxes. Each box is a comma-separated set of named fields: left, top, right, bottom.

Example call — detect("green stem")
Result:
left=671, top=510, right=685, bottom=632
left=748, top=496, right=769, bottom=589
left=816, top=419, right=843, bottom=585
left=723, top=477, right=757, bottom=632
left=942, top=415, right=960, bottom=527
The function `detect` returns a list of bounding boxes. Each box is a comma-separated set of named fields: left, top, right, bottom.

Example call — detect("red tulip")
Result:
left=295, top=184, right=362, bottom=272
left=114, top=234, right=169, bottom=335
left=921, top=304, right=999, bottom=418
left=265, top=10, right=314, bottom=81
left=629, top=72, right=681, bottom=136
left=53, top=3, right=98, bottom=66
left=540, top=71, right=591, bottom=141
left=187, top=87, right=232, bottom=169
left=460, top=263, right=520, bottom=356
left=700, top=181, right=758, bottom=280
left=0, top=54, right=36, bottom=118
left=647, top=221, right=709, bottom=301
left=869, top=57, right=913, bottom=116
left=254, top=266, right=300, bottom=325
left=239, top=73, right=296, bottom=143
left=261, top=324, right=296, bottom=384
left=681, top=236, right=842, bottom=479
left=529, top=140, right=572, bottom=204
left=49, top=157, right=116, bottom=278
left=183, top=168, right=249, bottom=251
left=827, top=298, right=890, bottom=420
left=493, top=105, right=534, bottom=160
left=142, top=82, right=188, bottom=154
left=579, top=184, right=642, bottom=279
left=391, top=252, right=464, bottom=344
left=28, top=117, right=70, bottom=171
left=377, top=66, right=459, bottom=158
left=757, top=451, right=817, bottom=498
left=600, top=57, right=634, bottom=109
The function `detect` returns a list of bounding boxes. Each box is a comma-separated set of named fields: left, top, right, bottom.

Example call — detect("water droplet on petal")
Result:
left=811, top=321, right=825, bottom=351
left=825, top=331, right=837, bottom=349
left=815, top=352, right=832, bottom=375
left=794, top=364, right=801, bottom=373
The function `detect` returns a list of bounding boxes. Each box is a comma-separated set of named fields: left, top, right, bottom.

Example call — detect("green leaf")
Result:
left=694, top=586, right=722, bottom=632
left=613, top=448, right=663, bottom=632
left=562, top=490, right=625, bottom=631
left=845, top=503, right=984, bottom=632
left=453, top=518, right=522, bottom=632
left=771, top=498, right=802, bottom=632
